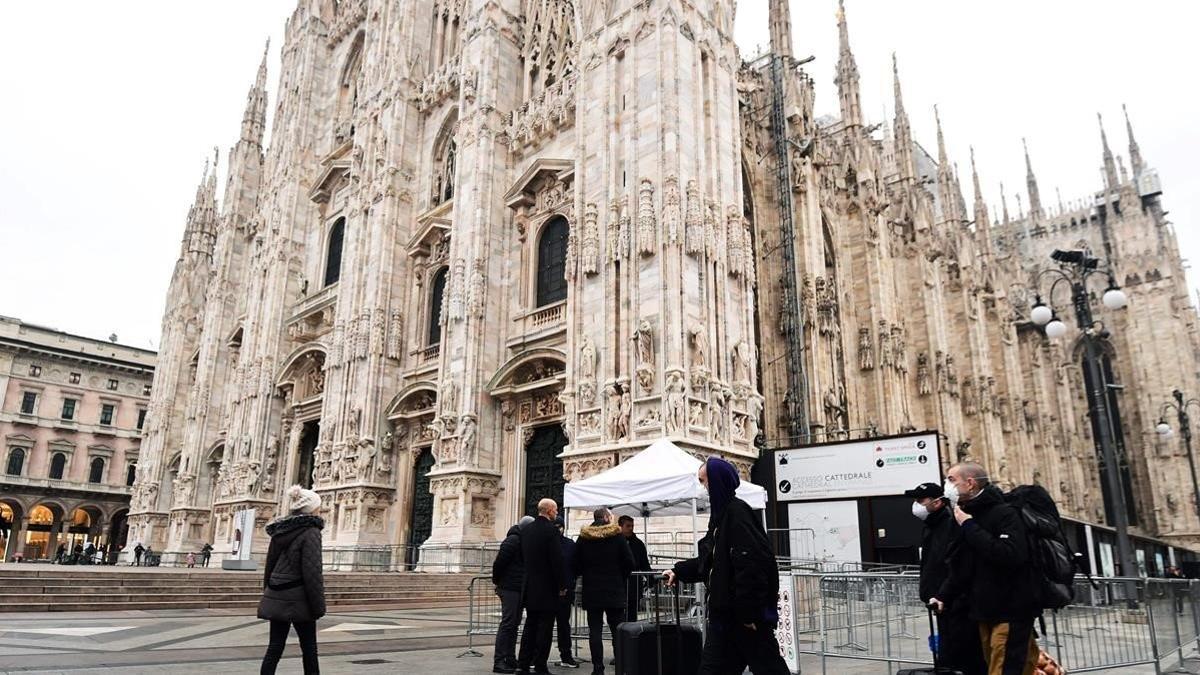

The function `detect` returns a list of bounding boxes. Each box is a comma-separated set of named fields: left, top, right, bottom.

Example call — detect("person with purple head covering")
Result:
left=665, top=457, right=789, bottom=675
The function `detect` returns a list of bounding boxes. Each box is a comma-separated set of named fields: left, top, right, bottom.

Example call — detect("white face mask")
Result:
left=943, top=480, right=960, bottom=505
left=911, top=501, right=931, bottom=521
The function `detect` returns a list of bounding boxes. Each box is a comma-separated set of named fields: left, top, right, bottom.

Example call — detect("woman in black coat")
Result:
left=258, top=485, right=326, bottom=675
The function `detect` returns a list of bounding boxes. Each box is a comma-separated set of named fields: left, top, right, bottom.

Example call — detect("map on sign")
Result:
left=788, top=500, right=861, bottom=564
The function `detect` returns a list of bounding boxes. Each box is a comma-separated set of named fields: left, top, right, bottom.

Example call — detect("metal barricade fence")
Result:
left=463, top=569, right=1200, bottom=673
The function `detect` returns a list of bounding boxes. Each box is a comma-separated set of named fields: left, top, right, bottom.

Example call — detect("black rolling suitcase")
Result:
left=895, top=605, right=963, bottom=675
left=614, top=577, right=702, bottom=675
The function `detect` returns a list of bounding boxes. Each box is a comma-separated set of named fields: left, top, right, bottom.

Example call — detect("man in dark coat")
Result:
left=666, top=457, right=789, bottom=675
left=517, top=498, right=567, bottom=675
left=575, top=508, right=634, bottom=675
left=906, top=482, right=986, bottom=675
left=133, top=542, right=144, bottom=566
left=931, top=462, right=1040, bottom=675
left=617, top=515, right=650, bottom=622
left=551, top=518, right=580, bottom=668
left=201, top=542, right=214, bottom=567
left=492, top=515, right=535, bottom=674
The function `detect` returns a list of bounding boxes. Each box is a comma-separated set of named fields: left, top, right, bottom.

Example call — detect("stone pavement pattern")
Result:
left=0, top=605, right=1184, bottom=674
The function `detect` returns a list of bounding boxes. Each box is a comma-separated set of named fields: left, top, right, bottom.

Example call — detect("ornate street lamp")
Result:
left=1155, top=390, right=1200, bottom=520
left=1030, top=248, right=1134, bottom=582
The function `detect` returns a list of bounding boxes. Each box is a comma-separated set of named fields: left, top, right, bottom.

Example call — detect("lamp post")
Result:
left=1030, top=248, right=1134, bottom=582
left=1155, top=390, right=1200, bottom=520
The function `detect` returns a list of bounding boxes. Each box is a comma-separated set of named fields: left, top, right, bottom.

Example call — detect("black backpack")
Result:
left=1004, top=484, right=1078, bottom=610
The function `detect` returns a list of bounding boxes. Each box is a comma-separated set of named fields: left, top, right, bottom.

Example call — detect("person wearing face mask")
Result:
left=906, top=482, right=987, bottom=675
left=664, top=457, right=790, bottom=675
left=930, top=463, right=1040, bottom=675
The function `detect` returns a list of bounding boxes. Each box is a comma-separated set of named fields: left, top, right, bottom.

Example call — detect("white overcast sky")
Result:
left=0, top=1, right=1196, bottom=350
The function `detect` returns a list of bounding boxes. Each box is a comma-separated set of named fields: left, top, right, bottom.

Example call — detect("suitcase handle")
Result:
left=925, top=603, right=940, bottom=668
left=648, top=574, right=684, bottom=675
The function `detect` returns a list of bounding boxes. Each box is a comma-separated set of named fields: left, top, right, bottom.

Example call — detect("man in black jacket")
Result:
left=931, top=462, right=1040, bottom=675
left=575, top=508, right=634, bottom=675
left=666, top=457, right=789, bottom=675
left=906, top=482, right=986, bottom=675
left=492, top=515, right=534, bottom=674
left=617, top=515, right=650, bottom=622
left=517, top=498, right=567, bottom=675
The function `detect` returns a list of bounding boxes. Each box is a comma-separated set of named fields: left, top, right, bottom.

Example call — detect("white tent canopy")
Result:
left=563, top=438, right=768, bottom=517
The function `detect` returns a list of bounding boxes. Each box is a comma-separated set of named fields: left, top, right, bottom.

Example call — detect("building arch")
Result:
left=487, top=348, right=568, bottom=394
left=48, top=451, right=68, bottom=480
left=385, top=382, right=439, bottom=420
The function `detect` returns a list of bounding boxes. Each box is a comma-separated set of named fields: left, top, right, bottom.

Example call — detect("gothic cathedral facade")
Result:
left=129, top=0, right=1200, bottom=559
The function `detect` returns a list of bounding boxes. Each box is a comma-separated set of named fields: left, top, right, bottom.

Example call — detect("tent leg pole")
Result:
left=691, top=498, right=699, bottom=556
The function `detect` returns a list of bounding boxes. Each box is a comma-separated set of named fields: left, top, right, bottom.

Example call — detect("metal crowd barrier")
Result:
left=459, top=570, right=703, bottom=661
left=460, top=564, right=1200, bottom=674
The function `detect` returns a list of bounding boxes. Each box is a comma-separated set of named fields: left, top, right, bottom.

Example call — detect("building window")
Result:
left=107, top=379, right=119, bottom=391
left=20, top=391, right=37, bottom=415
left=324, top=218, right=345, bottom=287
left=88, top=457, right=105, bottom=484
left=536, top=216, right=569, bottom=306
left=126, top=462, right=137, bottom=486
left=100, top=404, right=115, bottom=426
left=69, top=372, right=81, bottom=384
left=49, top=452, right=67, bottom=480
left=137, top=409, right=147, bottom=430
left=62, top=398, right=77, bottom=421
left=428, top=267, right=449, bottom=346
left=143, top=383, right=152, bottom=396
left=6, top=448, right=25, bottom=476
left=28, top=364, right=42, bottom=377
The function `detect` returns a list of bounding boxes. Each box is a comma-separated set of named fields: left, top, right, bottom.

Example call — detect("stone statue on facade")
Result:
left=459, top=414, right=478, bottom=466
left=916, top=352, right=931, bottom=395
left=732, top=340, right=752, bottom=385
left=823, top=384, right=848, bottom=432
left=578, top=335, right=597, bottom=381
left=858, top=327, right=873, bottom=370
left=633, top=320, right=654, bottom=367
left=689, top=324, right=709, bottom=370
left=665, top=371, right=686, bottom=433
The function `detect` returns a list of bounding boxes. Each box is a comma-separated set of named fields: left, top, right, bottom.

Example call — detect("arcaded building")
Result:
left=128, top=0, right=1200, bottom=564
left=0, top=316, right=154, bottom=561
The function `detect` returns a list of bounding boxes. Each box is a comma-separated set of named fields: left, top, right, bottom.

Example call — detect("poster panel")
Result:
left=774, top=432, right=940, bottom=502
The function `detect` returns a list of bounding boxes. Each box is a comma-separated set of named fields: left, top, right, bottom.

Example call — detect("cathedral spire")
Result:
left=999, top=182, right=1011, bottom=225
left=240, top=39, right=270, bottom=147
left=1123, top=103, right=1144, bottom=175
left=1022, top=137, right=1043, bottom=219
left=891, top=53, right=915, bottom=180
left=934, top=105, right=949, bottom=167
left=769, top=0, right=793, bottom=59
left=970, top=147, right=994, bottom=257
left=933, top=106, right=959, bottom=222
left=834, top=0, right=863, bottom=129
left=181, top=156, right=218, bottom=263
left=1098, top=112, right=1119, bottom=189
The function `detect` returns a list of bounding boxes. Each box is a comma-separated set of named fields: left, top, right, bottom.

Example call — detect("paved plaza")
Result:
left=0, top=603, right=1192, bottom=675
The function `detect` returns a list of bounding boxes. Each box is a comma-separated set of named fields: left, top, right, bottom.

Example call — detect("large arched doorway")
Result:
left=524, top=425, right=566, bottom=517
left=408, top=448, right=436, bottom=565
left=24, top=504, right=58, bottom=560
left=296, top=420, right=320, bottom=489
left=0, top=501, right=16, bottom=561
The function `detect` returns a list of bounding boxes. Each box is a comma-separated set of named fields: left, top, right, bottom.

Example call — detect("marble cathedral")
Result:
left=129, top=0, right=1200, bottom=560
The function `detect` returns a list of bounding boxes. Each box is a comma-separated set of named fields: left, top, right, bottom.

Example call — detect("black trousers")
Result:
left=517, top=608, right=555, bottom=671
left=551, top=592, right=574, bottom=659
left=494, top=589, right=522, bottom=667
left=698, top=622, right=791, bottom=675
left=938, top=611, right=988, bottom=675
left=260, top=619, right=319, bottom=675
left=586, top=607, right=623, bottom=671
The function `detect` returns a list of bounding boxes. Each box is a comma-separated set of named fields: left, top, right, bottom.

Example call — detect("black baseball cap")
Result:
left=904, top=482, right=943, bottom=499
